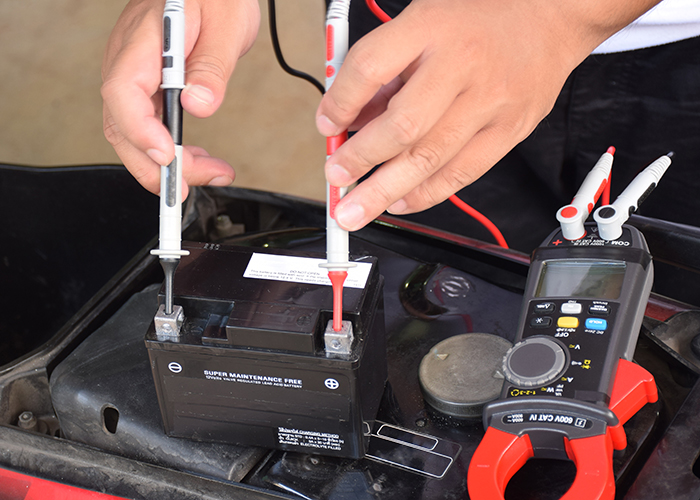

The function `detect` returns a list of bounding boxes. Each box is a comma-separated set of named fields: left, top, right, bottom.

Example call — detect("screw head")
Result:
left=18, top=411, right=37, bottom=430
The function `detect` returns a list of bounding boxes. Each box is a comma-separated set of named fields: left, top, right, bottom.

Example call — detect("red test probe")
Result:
left=320, top=0, right=355, bottom=332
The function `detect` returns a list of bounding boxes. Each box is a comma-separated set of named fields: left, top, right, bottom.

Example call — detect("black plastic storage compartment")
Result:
left=0, top=165, right=158, bottom=366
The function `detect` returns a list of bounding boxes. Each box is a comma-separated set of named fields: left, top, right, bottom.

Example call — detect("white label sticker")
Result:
left=243, top=253, right=372, bottom=289
left=278, top=427, right=344, bottom=451
left=203, top=369, right=303, bottom=388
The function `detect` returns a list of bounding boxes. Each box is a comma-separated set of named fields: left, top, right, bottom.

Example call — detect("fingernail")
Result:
left=208, top=176, right=233, bottom=187
left=316, top=114, right=339, bottom=136
left=327, top=164, right=353, bottom=186
left=387, top=198, right=408, bottom=214
left=185, top=84, right=215, bottom=107
left=336, top=202, right=365, bottom=231
left=146, top=148, right=169, bottom=166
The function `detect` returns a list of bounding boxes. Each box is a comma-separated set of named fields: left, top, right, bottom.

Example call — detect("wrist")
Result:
left=544, top=0, right=663, bottom=63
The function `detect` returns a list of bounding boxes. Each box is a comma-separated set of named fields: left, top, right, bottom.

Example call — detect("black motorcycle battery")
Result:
left=145, top=242, right=386, bottom=459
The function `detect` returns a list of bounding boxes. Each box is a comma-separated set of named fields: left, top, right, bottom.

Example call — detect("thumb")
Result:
left=181, top=0, right=260, bottom=118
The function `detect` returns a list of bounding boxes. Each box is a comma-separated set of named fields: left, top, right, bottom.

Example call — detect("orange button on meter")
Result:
left=557, top=317, right=579, bottom=328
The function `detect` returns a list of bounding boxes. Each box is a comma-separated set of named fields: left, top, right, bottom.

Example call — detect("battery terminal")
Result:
left=154, top=303, right=185, bottom=338
left=325, top=319, right=353, bottom=358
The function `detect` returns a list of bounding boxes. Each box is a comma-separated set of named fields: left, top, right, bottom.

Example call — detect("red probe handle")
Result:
left=326, top=132, right=348, bottom=156
left=325, top=131, right=349, bottom=332
left=467, top=359, right=658, bottom=500
left=326, top=132, right=348, bottom=220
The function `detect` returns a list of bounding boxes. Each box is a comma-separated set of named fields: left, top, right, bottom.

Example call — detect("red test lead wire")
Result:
left=365, top=0, right=392, bottom=22
left=449, top=195, right=508, bottom=248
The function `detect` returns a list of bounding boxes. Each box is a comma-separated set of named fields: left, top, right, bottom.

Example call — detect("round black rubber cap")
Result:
left=419, top=333, right=512, bottom=418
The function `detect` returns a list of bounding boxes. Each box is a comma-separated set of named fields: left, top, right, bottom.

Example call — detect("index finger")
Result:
left=102, top=60, right=175, bottom=164
left=101, top=10, right=175, bottom=166
left=315, top=16, right=425, bottom=136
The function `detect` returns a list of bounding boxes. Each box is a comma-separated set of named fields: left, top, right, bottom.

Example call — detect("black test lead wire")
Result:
left=268, top=0, right=326, bottom=95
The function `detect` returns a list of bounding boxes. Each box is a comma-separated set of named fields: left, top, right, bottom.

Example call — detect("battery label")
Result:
left=203, top=370, right=303, bottom=389
left=243, top=253, right=372, bottom=288
left=278, top=427, right=345, bottom=451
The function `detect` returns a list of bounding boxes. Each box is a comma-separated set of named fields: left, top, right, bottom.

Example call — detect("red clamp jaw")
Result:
left=467, top=359, right=658, bottom=500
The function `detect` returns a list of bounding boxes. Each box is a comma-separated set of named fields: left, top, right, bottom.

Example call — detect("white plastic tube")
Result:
left=594, top=154, right=672, bottom=241
left=556, top=149, right=614, bottom=240
left=320, top=0, right=354, bottom=274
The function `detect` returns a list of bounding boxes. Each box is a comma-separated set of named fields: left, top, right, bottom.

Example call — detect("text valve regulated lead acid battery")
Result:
left=145, top=242, right=386, bottom=459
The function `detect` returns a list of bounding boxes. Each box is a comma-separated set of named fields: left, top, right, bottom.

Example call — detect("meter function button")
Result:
left=530, top=316, right=552, bottom=328
left=503, top=337, right=567, bottom=388
left=560, top=302, right=582, bottom=315
left=534, top=302, right=555, bottom=314
left=557, top=317, right=579, bottom=329
left=585, top=318, right=608, bottom=331
left=588, top=303, right=610, bottom=316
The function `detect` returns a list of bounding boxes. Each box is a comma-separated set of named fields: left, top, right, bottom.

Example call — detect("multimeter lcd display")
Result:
left=535, top=260, right=626, bottom=300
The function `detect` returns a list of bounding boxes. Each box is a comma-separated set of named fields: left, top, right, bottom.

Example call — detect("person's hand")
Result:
left=317, top=0, right=661, bottom=231
left=101, top=0, right=260, bottom=197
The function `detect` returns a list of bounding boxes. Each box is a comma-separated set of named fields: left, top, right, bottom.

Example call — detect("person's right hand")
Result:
left=316, top=0, right=661, bottom=232
left=101, top=0, right=260, bottom=198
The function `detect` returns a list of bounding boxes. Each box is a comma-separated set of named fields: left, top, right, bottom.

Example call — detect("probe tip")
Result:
left=160, top=258, right=180, bottom=315
left=666, top=151, right=675, bottom=159
left=606, top=146, right=616, bottom=155
left=328, top=270, right=348, bottom=332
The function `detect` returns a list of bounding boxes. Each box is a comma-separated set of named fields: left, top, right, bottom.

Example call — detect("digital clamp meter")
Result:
left=468, top=224, right=659, bottom=500
left=495, top=223, right=651, bottom=420
left=468, top=151, right=670, bottom=500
